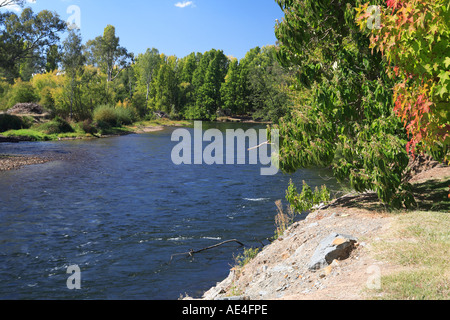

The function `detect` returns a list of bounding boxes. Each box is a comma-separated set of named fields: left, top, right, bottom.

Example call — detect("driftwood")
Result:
left=169, top=239, right=245, bottom=263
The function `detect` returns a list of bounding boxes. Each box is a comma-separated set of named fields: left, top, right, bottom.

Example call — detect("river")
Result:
left=0, top=123, right=341, bottom=300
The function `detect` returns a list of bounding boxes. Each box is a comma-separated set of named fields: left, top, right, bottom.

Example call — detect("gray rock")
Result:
left=308, top=233, right=358, bottom=271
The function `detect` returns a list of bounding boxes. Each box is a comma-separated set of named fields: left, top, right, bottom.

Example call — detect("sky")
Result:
left=3, top=0, right=284, bottom=60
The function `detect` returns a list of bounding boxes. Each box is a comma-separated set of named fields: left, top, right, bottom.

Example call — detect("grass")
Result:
left=128, top=118, right=192, bottom=129
left=234, top=247, right=261, bottom=269
left=0, top=116, right=192, bottom=141
left=371, top=210, right=450, bottom=300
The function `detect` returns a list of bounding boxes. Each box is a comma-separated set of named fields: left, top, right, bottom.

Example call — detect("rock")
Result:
left=308, top=233, right=358, bottom=271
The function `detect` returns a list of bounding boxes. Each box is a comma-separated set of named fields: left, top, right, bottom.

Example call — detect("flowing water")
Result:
left=0, top=123, right=341, bottom=300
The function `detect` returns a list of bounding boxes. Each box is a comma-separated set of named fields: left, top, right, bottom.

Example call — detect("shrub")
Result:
left=234, top=247, right=260, bottom=268
left=93, top=105, right=118, bottom=127
left=39, top=117, right=74, bottom=134
left=114, top=107, right=134, bottom=125
left=93, top=104, right=135, bottom=127
left=286, top=180, right=331, bottom=214
left=39, top=87, right=55, bottom=110
left=79, top=119, right=98, bottom=135
left=0, top=114, right=29, bottom=132
left=7, top=79, right=39, bottom=108
left=274, top=200, right=296, bottom=239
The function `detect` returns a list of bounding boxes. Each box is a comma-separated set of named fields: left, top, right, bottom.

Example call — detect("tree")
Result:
left=272, top=0, right=414, bottom=208
left=190, top=49, right=228, bottom=120
left=135, top=48, right=161, bottom=103
left=0, top=0, right=25, bottom=8
left=61, top=30, right=86, bottom=119
left=178, top=52, right=200, bottom=117
left=45, top=45, right=60, bottom=73
left=246, top=46, right=293, bottom=122
left=356, top=0, right=449, bottom=163
left=220, top=57, right=242, bottom=115
left=84, top=25, right=133, bottom=85
left=152, top=55, right=179, bottom=115
left=0, top=8, right=67, bottom=81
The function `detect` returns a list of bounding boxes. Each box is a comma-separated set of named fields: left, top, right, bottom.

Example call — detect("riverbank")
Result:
left=0, top=154, right=54, bottom=172
left=194, top=164, right=450, bottom=300
left=0, top=118, right=191, bottom=171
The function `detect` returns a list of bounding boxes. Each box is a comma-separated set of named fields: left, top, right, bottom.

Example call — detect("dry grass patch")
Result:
left=371, top=211, right=450, bottom=300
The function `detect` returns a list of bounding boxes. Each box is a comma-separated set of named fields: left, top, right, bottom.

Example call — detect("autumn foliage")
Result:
left=356, top=0, right=450, bottom=162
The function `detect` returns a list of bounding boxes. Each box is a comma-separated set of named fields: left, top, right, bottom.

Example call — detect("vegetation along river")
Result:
left=0, top=123, right=342, bottom=299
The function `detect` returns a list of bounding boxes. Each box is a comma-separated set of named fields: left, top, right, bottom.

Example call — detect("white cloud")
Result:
left=175, top=1, right=194, bottom=8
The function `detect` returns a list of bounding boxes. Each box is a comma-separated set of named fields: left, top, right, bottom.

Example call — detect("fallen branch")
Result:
left=247, top=141, right=274, bottom=151
left=170, top=239, right=245, bottom=262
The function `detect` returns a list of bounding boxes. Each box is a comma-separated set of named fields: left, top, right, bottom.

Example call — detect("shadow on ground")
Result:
left=411, top=178, right=450, bottom=212
left=326, top=177, right=449, bottom=213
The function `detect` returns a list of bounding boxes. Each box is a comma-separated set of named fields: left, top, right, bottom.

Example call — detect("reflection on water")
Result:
left=0, top=124, right=342, bottom=299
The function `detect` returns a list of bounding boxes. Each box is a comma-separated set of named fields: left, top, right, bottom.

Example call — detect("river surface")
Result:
left=0, top=123, right=341, bottom=300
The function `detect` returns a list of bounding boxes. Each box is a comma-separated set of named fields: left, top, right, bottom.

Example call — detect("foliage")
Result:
left=356, top=0, right=450, bottom=162
left=274, top=200, right=296, bottom=239
left=84, top=25, right=133, bottom=84
left=272, top=0, right=416, bottom=208
left=286, top=180, right=331, bottom=214
left=0, top=114, right=30, bottom=132
left=39, top=116, right=74, bottom=134
left=234, top=247, right=260, bottom=268
left=0, top=8, right=66, bottom=81
left=93, top=104, right=134, bottom=127
left=7, top=78, right=38, bottom=108
left=0, top=11, right=294, bottom=124
left=0, top=78, right=11, bottom=109
left=79, top=119, right=98, bottom=135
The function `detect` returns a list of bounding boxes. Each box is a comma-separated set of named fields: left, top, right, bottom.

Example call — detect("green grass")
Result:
left=380, top=269, right=449, bottom=300
left=371, top=210, right=450, bottom=300
left=1, top=128, right=82, bottom=141
left=234, top=247, right=261, bottom=269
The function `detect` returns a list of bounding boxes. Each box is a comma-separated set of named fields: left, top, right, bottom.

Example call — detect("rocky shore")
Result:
left=193, top=164, right=449, bottom=301
left=0, top=154, right=53, bottom=172
left=198, top=201, right=393, bottom=300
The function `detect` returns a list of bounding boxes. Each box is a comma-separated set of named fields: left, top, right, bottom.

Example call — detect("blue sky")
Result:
left=7, top=0, right=284, bottom=60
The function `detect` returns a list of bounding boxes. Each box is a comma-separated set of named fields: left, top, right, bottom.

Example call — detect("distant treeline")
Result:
left=0, top=7, right=294, bottom=122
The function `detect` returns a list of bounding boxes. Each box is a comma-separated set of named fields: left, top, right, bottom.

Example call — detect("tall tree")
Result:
left=152, top=55, right=179, bottom=115
left=62, top=30, right=85, bottom=119
left=0, top=8, right=66, bottom=81
left=45, top=45, right=60, bottom=73
left=192, top=49, right=228, bottom=120
left=135, top=48, right=161, bottom=102
left=246, top=46, right=293, bottom=122
left=220, top=57, right=241, bottom=115
left=84, top=25, right=133, bottom=85
left=273, top=0, right=414, bottom=208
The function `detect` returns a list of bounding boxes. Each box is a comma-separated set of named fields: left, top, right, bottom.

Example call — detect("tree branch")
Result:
left=169, top=239, right=245, bottom=262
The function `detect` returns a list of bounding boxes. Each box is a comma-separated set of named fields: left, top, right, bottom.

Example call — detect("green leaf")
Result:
left=444, top=57, right=450, bottom=68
